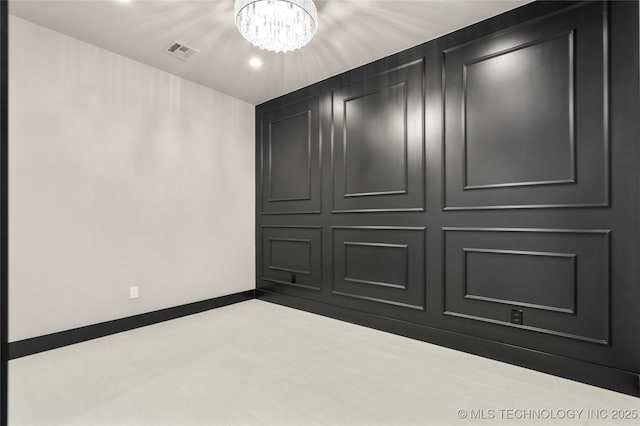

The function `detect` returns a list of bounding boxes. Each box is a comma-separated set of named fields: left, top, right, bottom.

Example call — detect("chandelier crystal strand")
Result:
left=234, top=0, right=318, bottom=53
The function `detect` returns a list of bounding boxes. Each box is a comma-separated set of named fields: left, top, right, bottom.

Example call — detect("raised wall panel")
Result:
left=464, top=33, right=574, bottom=189
left=345, top=242, right=408, bottom=289
left=332, top=227, right=426, bottom=311
left=261, top=97, right=320, bottom=214
left=270, top=239, right=311, bottom=275
left=269, top=113, right=311, bottom=201
left=344, top=83, right=407, bottom=196
left=464, top=248, right=576, bottom=314
left=261, top=226, right=322, bottom=291
left=443, top=228, right=610, bottom=344
left=332, top=60, right=425, bottom=213
left=443, top=2, right=607, bottom=209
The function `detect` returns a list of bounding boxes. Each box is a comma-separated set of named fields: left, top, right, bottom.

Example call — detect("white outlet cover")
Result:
left=130, top=286, right=139, bottom=299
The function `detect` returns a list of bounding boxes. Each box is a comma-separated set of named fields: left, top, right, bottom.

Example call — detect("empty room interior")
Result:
left=3, top=0, right=640, bottom=425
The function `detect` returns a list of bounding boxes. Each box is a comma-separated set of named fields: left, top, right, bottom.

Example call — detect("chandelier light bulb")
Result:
left=234, top=0, right=318, bottom=53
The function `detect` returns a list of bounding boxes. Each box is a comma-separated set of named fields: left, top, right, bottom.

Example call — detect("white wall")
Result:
left=8, top=16, right=255, bottom=342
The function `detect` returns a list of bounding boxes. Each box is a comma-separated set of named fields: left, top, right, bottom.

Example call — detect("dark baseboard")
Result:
left=9, top=289, right=255, bottom=359
left=256, top=289, right=640, bottom=398
left=9, top=288, right=639, bottom=397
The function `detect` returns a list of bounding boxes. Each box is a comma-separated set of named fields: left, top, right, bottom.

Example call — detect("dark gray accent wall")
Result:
left=255, top=1, right=640, bottom=396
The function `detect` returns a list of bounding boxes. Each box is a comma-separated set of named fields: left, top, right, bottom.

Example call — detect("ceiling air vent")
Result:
left=163, top=40, right=200, bottom=61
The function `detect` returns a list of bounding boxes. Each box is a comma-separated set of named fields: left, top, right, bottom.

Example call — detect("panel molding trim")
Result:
left=268, top=110, right=312, bottom=202
left=462, top=248, right=577, bottom=314
left=343, top=81, right=409, bottom=198
left=331, top=291, right=423, bottom=310
left=442, top=1, right=609, bottom=210
left=331, top=58, right=425, bottom=213
left=461, top=30, right=577, bottom=190
left=442, top=227, right=611, bottom=345
left=260, top=95, right=321, bottom=215
left=332, top=226, right=426, bottom=311
left=260, top=225, right=323, bottom=292
left=261, top=278, right=321, bottom=291
left=442, top=311, right=607, bottom=345
left=268, top=237, right=311, bottom=275
left=344, top=242, right=409, bottom=289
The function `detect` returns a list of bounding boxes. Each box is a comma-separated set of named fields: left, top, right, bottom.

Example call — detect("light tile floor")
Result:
left=9, top=299, right=640, bottom=425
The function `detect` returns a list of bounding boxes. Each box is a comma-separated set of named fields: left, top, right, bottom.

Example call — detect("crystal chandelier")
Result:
left=234, top=0, right=318, bottom=53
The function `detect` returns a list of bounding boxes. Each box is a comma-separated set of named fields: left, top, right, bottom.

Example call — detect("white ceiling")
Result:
left=10, top=0, right=531, bottom=104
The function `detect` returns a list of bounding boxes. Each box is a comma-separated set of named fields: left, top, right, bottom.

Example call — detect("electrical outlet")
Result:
left=130, top=286, right=139, bottom=299
left=511, top=309, right=523, bottom=325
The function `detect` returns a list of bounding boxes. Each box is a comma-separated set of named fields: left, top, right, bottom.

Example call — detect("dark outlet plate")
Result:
left=511, top=309, right=524, bottom=325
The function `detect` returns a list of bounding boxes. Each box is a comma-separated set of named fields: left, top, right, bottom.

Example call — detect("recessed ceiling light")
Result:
left=249, top=57, right=262, bottom=68
left=116, top=0, right=132, bottom=3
